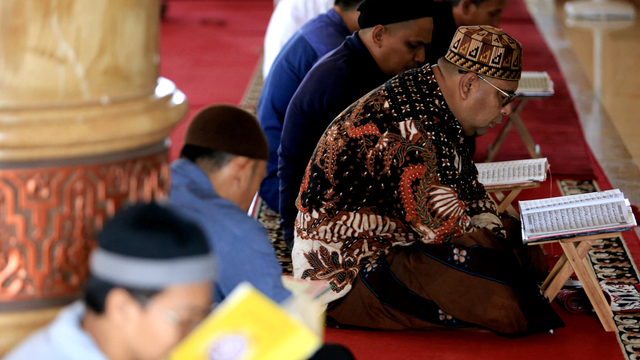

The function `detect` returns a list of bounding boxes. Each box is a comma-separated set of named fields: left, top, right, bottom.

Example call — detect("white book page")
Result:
left=476, top=158, right=548, bottom=186
left=516, top=71, right=554, bottom=96
left=519, top=189, right=623, bottom=213
left=522, top=199, right=631, bottom=238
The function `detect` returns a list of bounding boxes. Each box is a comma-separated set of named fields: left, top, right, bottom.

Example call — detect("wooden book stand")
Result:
left=530, top=233, right=619, bottom=332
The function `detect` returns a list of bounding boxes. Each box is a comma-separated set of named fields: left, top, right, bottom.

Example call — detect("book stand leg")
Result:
left=536, top=234, right=618, bottom=332
left=493, top=189, right=523, bottom=216
left=486, top=183, right=540, bottom=217
left=485, top=98, right=542, bottom=163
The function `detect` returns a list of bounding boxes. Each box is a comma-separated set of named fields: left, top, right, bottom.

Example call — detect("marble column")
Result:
left=0, top=0, right=187, bottom=354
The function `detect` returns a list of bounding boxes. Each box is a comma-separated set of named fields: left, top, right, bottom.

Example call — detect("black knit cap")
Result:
left=98, top=203, right=210, bottom=259
left=357, top=0, right=436, bottom=29
left=184, top=104, right=269, bottom=161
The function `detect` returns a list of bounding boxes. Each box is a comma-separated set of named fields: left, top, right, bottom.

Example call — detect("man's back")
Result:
left=169, top=159, right=291, bottom=304
left=277, top=32, right=391, bottom=249
left=258, top=8, right=351, bottom=213
left=263, top=0, right=335, bottom=78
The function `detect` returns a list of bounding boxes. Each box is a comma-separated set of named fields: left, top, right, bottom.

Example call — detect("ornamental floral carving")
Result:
left=0, top=151, right=169, bottom=305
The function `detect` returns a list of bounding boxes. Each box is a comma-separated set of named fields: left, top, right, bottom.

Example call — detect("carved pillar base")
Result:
left=0, top=144, right=172, bottom=355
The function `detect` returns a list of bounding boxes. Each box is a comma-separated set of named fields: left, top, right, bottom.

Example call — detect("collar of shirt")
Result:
left=343, top=31, right=389, bottom=84
left=344, top=31, right=370, bottom=59
left=170, top=158, right=220, bottom=198
left=417, top=65, right=465, bottom=143
left=323, top=8, right=350, bottom=36
left=49, top=301, right=110, bottom=360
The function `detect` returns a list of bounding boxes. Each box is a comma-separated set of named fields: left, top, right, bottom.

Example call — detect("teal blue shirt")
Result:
left=169, top=159, right=291, bottom=304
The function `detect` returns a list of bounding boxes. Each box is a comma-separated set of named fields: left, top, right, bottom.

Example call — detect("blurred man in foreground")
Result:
left=3, top=203, right=215, bottom=360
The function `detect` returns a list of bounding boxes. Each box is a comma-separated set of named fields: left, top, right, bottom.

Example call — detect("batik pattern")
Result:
left=292, top=66, right=501, bottom=302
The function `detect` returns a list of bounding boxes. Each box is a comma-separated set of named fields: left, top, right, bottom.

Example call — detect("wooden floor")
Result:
left=533, top=0, right=640, bottom=235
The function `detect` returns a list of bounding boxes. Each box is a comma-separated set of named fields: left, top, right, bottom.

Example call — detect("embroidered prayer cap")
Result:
left=445, top=25, right=522, bottom=81
left=90, top=203, right=216, bottom=290
left=357, top=0, right=435, bottom=29
left=184, top=104, right=269, bottom=161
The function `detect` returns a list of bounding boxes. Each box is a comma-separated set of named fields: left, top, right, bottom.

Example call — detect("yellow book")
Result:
left=169, top=282, right=321, bottom=360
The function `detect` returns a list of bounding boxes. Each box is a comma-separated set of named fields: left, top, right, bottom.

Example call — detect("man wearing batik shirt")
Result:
left=292, top=26, right=564, bottom=336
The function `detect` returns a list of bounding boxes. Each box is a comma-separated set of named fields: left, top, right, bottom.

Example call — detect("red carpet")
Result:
left=161, top=0, right=272, bottom=161
left=325, top=306, right=621, bottom=360
left=473, top=0, right=596, bottom=179
left=160, top=1, right=635, bottom=359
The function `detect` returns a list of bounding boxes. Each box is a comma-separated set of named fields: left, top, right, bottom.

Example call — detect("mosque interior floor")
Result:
left=533, top=0, right=640, bottom=236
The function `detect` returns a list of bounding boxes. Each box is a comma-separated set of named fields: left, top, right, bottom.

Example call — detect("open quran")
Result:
left=476, top=158, right=549, bottom=187
left=516, top=71, right=554, bottom=97
left=519, top=189, right=637, bottom=243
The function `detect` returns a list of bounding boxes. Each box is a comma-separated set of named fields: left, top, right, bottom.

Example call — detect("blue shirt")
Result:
left=278, top=32, right=391, bottom=249
left=257, top=9, right=351, bottom=213
left=3, top=302, right=108, bottom=360
left=169, top=159, right=291, bottom=304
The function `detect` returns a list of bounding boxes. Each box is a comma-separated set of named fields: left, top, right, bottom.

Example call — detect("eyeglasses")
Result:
left=132, top=292, right=216, bottom=332
left=152, top=304, right=214, bottom=332
left=476, top=74, right=517, bottom=107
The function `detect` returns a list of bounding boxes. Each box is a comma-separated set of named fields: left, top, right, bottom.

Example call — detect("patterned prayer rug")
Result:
left=559, top=180, right=640, bottom=360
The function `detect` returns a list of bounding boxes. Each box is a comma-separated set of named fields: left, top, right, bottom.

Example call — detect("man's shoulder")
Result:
left=3, top=303, right=101, bottom=360
left=3, top=330, right=66, bottom=360
left=172, top=198, right=264, bottom=238
left=297, top=41, right=363, bottom=92
left=298, top=12, right=349, bottom=55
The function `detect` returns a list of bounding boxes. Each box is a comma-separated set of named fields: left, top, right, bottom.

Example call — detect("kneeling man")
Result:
left=292, top=26, right=564, bottom=336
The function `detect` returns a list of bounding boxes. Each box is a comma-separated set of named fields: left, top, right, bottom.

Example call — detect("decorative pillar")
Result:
left=0, top=0, right=187, bottom=354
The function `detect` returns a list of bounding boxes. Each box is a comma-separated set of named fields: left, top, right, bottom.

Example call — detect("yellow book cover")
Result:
left=169, top=282, right=321, bottom=360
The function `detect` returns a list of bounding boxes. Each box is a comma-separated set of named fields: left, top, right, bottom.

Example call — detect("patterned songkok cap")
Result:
left=445, top=25, right=522, bottom=81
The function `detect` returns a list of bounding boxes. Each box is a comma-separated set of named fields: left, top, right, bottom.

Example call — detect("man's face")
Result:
left=376, top=17, right=434, bottom=76
left=462, top=0, right=507, bottom=28
left=128, top=283, right=212, bottom=360
left=462, top=75, right=518, bottom=136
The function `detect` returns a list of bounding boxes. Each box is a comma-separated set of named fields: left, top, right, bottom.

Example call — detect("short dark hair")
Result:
left=335, top=0, right=362, bottom=10
left=448, top=0, right=492, bottom=6
left=84, top=276, right=162, bottom=314
left=180, top=144, right=236, bottom=173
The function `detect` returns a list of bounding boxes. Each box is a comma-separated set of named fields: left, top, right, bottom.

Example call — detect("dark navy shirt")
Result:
left=424, top=1, right=458, bottom=65
left=169, top=159, right=291, bottom=304
left=278, top=32, right=391, bottom=249
left=258, top=9, right=351, bottom=213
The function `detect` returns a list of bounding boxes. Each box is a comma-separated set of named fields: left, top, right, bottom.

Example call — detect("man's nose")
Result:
left=501, top=102, right=512, bottom=117
left=415, top=47, right=426, bottom=64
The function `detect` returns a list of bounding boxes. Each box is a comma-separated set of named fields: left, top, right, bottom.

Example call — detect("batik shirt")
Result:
left=291, top=65, right=502, bottom=303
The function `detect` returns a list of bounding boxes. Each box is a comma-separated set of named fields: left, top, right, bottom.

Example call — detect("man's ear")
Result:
left=228, top=156, right=253, bottom=187
left=460, top=0, right=474, bottom=15
left=370, top=24, right=386, bottom=48
left=104, top=288, right=137, bottom=326
left=459, top=72, right=477, bottom=101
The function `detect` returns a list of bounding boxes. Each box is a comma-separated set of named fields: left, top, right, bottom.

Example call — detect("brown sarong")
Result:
left=327, top=218, right=564, bottom=336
